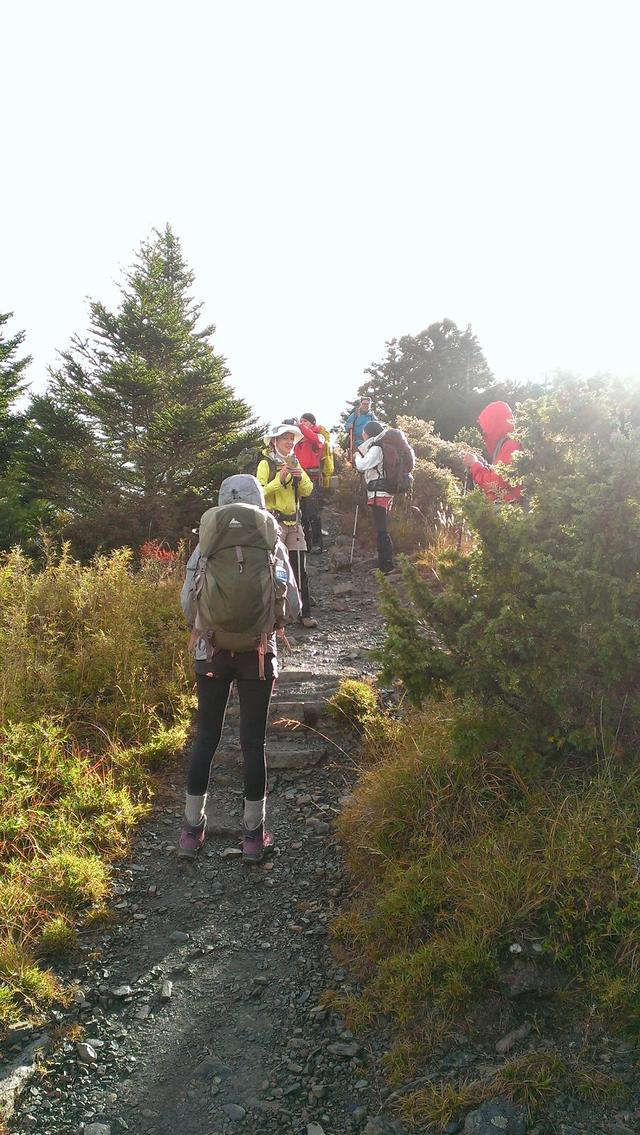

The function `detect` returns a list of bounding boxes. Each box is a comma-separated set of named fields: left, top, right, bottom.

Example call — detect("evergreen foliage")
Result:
left=46, top=225, right=257, bottom=554
left=0, top=313, right=53, bottom=551
left=358, top=318, right=545, bottom=438
left=378, top=379, right=640, bottom=760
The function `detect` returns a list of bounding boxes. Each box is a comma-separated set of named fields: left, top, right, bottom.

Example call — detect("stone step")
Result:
left=211, top=740, right=326, bottom=774
left=275, top=669, right=342, bottom=695
left=223, top=701, right=328, bottom=733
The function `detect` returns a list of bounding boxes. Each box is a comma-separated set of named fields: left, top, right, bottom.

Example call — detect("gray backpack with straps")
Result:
left=194, top=502, right=286, bottom=652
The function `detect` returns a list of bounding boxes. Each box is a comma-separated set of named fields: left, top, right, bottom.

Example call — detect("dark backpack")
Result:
left=380, top=428, right=415, bottom=494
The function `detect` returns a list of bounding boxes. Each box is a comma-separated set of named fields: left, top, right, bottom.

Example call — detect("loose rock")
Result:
left=463, top=1097, right=526, bottom=1135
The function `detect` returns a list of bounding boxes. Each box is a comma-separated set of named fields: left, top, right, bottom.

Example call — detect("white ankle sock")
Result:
left=184, top=792, right=207, bottom=827
left=244, top=797, right=266, bottom=830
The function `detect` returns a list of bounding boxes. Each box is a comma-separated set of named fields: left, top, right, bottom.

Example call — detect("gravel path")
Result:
left=3, top=524, right=405, bottom=1135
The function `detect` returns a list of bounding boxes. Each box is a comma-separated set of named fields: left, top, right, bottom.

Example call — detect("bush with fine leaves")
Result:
left=379, top=380, right=640, bottom=761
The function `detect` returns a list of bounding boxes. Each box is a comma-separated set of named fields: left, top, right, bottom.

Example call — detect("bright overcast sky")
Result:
left=2, top=0, right=639, bottom=429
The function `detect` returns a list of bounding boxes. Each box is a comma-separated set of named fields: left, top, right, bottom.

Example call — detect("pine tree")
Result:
left=0, top=313, right=52, bottom=551
left=0, top=312, right=31, bottom=470
left=48, top=225, right=257, bottom=552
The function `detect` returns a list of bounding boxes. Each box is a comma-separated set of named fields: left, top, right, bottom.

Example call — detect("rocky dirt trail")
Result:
left=3, top=516, right=407, bottom=1135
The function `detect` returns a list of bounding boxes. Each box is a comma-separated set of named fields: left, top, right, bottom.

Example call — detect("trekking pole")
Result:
left=349, top=503, right=359, bottom=567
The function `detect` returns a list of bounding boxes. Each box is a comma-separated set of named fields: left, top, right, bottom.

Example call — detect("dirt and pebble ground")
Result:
left=2, top=509, right=639, bottom=1135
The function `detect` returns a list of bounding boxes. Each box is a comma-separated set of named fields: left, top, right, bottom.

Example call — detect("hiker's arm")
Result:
left=296, top=467, right=314, bottom=499
left=276, top=540, right=302, bottom=620
left=354, top=446, right=380, bottom=472
left=298, top=419, right=322, bottom=452
left=257, top=458, right=284, bottom=502
left=344, top=410, right=355, bottom=430
left=180, top=546, right=200, bottom=626
left=468, top=459, right=520, bottom=500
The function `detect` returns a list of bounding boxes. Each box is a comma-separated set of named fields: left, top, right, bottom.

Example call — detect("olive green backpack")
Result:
left=194, top=502, right=286, bottom=661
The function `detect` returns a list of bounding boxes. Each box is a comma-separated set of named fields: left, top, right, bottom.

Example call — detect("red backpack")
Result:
left=380, top=428, right=415, bottom=494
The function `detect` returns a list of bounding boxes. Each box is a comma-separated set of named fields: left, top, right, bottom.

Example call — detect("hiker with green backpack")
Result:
left=178, top=474, right=302, bottom=863
left=256, top=423, right=318, bottom=629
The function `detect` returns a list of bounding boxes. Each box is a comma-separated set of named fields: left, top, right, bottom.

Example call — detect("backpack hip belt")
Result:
left=272, top=509, right=298, bottom=523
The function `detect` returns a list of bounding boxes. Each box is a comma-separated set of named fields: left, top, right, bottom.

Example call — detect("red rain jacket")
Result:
left=295, top=420, right=325, bottom=478
left=469, top=401, right=523, bottom=503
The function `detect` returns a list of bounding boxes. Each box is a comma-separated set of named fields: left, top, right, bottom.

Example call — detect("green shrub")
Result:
left=378, top=381, right=640, bottom=761
left=335, top=457, right=459, bottom=555
left=328, top=679, right=379, bottom=732
left=334, top=699, right=640, bottom=1125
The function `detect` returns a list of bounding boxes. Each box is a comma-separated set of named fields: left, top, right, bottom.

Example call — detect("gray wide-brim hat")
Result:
left=218, top=474, right=266, bottom=509
left=267, top=422, right=303, bottom=444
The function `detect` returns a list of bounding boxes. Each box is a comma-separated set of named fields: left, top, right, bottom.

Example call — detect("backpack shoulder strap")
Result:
left=490, top=435, right=510, bottom=465
left=259, top=453, right=278, bottom=481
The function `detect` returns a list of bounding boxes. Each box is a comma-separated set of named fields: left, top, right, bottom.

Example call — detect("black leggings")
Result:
left=301, top=488, right=322, bottom=548
left=187, top=674, right=274, bottom=800
left=289, top=549, right=311, bottom=617
left=371, top=503, right=394, bottom=572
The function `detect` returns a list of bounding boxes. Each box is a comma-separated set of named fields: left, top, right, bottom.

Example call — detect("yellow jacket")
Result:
left=256, top=450, right=313, bottom=524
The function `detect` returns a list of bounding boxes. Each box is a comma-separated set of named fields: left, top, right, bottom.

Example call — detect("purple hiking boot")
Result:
left=242, top=824, right=274, bottom=865
left=178, top=816, right=207, bottom=861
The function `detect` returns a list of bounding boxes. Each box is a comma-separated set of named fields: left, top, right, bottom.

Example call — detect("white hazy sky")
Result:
left=2, top=0, right=639, bottom=429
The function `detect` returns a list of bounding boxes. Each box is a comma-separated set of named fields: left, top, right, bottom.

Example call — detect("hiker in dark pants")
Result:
left=295, top=413, right=325, bottom=552
left=178, top=475, right=301, bottom=864
left=354, top=420, right=395, bottom=574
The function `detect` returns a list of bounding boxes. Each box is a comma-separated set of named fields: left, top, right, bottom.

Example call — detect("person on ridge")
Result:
left=463, top=400, right=523, bottom=503
left=354, top=419, right=395, bottom=574
left=345, top=396, right=374, bottom=453
left=178, top=474, right=301, bottom=864
left=294, top=412, right=325, bottom=553
left=257, top=423, right=318, bottom=628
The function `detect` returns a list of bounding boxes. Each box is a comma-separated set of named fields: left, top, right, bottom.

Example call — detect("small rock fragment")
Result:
left=326, top=1040, right=360, bottom=1058
left=495, top=1021, right=531, bottom=1054
left=112, top=985, right=133, bottom=998
left=160, top=980, right=173, bottom=1001
left=76, top=1042, right=98, bottom=1063
left=223, top=1102, right=246, bottom=1121
left=221, top=847, right=243, bottom=859
left=463, top=1096, right=526, bottom=1135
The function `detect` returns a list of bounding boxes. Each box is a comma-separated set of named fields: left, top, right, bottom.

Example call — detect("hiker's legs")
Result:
left=282, top=520, right=316, bottom=624
left=310, top=481, right=323, bottom=547
left=290, top=550, right=311, bottom=616
left=185, top=674, right=233, bottom=820
left=371, top=503, right=394, bottom=572
left=300, top=494, right=314, bottom=551
left=236, top=677, right=274, bottom=818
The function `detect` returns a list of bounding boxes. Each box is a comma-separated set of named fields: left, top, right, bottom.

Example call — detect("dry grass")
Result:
left=0, top=546, right=191, bottom=1024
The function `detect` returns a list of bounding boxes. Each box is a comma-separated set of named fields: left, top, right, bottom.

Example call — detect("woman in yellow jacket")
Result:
left=257, top=423, right=318, bottom=629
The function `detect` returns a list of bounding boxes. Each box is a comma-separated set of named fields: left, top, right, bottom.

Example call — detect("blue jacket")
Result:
left=345, top=408, right=374, bottom=447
